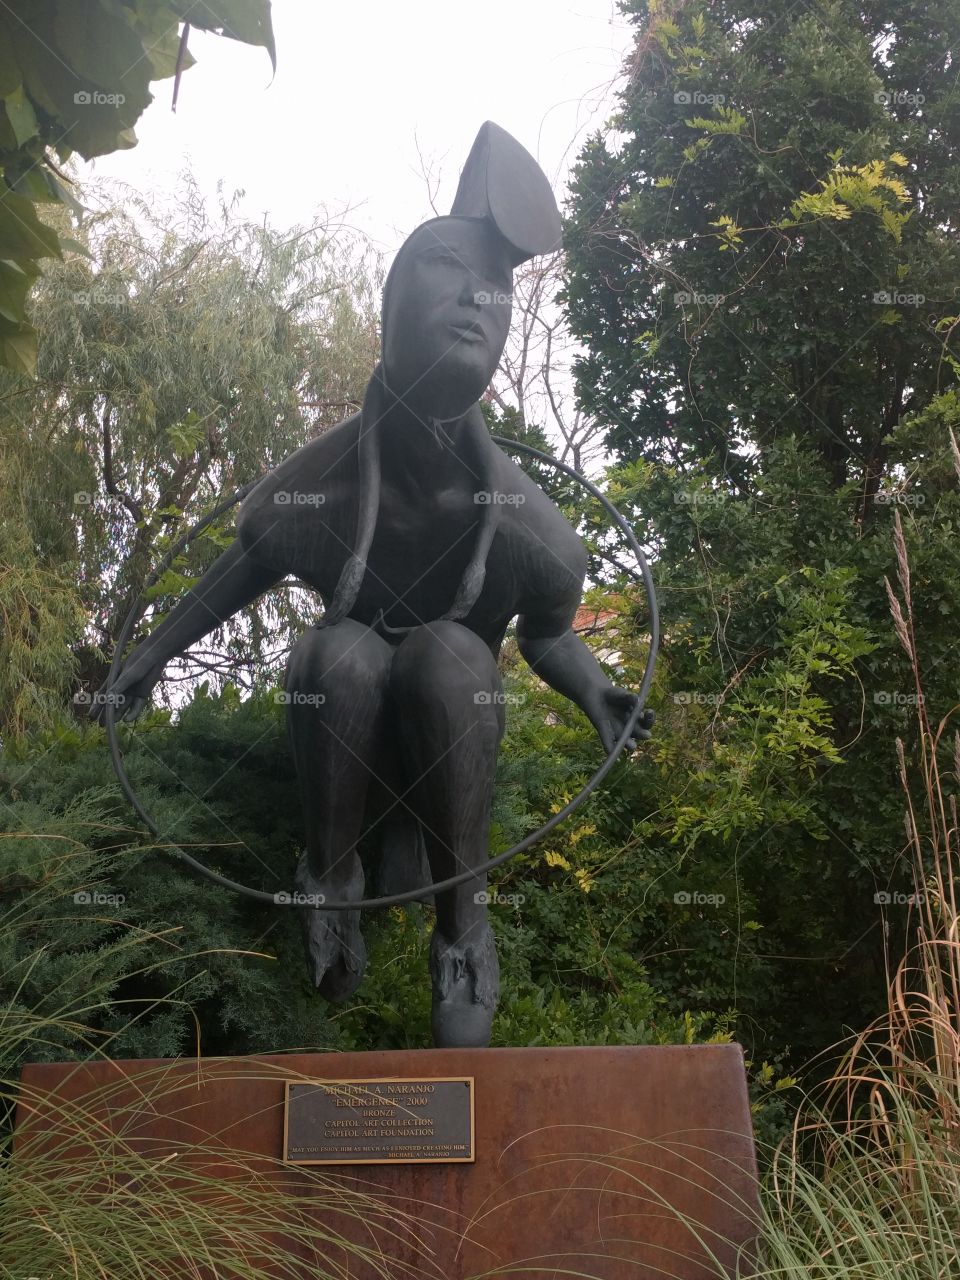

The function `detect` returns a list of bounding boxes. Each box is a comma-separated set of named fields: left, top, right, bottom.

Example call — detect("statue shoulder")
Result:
left=236, top=413, right=361, bottom=564
left=493, top=448, right=587, bottom=575
left=487, top=448, right=588, bottom=625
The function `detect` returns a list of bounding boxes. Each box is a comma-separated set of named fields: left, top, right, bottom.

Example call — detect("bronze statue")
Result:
left=93, top=123, right=653, bottom=1048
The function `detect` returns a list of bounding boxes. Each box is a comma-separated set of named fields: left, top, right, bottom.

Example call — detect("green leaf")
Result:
left=0, top=190, right=62, bottom=260
left=128, top=4, right=198, bottom=80
left=0, top=317, right=37, bottom=375
left=1, top=84, right=39, bottom=146
left=187, top=0, right=276, bottom=71
left=0, top=19, right=21, bottom=96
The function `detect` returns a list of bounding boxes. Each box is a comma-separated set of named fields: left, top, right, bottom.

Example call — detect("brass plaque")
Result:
left=283, top=1076, right=475, bottom=1165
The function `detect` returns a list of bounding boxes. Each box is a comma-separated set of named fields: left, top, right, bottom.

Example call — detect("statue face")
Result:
left=381, top=217, right=514, bottom=420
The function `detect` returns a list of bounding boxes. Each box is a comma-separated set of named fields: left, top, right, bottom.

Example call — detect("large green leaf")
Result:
left=0, top=254, right=39, bottom=325
left=0, top=191, right=61, bottom=261
left=126, top=2, right=198, bottom=80
left=0, top=314, right=37, bottom=375
left=1, top=85, right=39, bottom=147
left=186, top=0, right=276, bottom=71
left=0, top=0, right=278, bottom=373
left=0, top=21, right=21, bottom=97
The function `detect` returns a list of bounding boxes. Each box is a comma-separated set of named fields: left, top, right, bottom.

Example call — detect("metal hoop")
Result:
left=105, top=437, right=659, bottom=909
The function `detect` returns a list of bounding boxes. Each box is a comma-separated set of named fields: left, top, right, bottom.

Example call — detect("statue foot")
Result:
left=429, top=921, right=499, bottom=1048
left=295, top=853, right=367, bottom=1002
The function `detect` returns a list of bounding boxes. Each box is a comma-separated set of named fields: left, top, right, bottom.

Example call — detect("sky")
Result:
left=89, top=0, right=633, bottom=257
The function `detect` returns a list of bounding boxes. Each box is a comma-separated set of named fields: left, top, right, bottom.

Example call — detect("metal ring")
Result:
left=105, top=437, right=659, bottom=909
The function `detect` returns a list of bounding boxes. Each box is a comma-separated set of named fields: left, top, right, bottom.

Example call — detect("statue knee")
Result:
left=389, top=622, right=502, bottom=711
left=286, top=620, right=392, bottom=698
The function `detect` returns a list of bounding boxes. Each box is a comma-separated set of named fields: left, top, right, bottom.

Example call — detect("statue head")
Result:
left=380, top=122, right=563, bottom=423
left=381, top=215, right=514, bottom=421
left=321, top=124, right=562, bottom=629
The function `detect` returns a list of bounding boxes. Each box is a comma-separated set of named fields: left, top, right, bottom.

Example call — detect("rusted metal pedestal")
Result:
left=17, top=1044, right=758, bottom=1279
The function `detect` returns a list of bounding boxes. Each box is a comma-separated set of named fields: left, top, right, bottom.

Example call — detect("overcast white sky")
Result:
left=88, top=0, right=632, bottom=254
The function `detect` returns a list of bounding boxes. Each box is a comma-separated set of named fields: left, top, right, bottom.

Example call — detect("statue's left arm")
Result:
left=516, top=555, right=654, bottom=756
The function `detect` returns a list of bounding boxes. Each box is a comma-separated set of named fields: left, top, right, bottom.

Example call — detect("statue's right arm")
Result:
left=90, top=537, right=285, bottom=724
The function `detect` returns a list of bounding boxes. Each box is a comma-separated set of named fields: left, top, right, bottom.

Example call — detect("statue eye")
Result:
left=425, top=251, right=462, bottom=268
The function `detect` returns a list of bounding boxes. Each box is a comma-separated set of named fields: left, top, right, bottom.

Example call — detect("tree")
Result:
left=561, top=0, right=960, bottom=1069
left=0, top=176, right=381, bottom=735
left=565, top=0, right=958, bottom=500
left=0, top=0, right=275, bottom=374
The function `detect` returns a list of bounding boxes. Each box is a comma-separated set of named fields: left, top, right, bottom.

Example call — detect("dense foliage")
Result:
left=0, top=0, right=275, bottom=374
left=562, top=0, right=960, bottom=1071
left=0, top=180, right=379, bottom=737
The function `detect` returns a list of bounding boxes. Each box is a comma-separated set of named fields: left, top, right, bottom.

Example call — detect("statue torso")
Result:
left=236, top=410, right=585, bottom=649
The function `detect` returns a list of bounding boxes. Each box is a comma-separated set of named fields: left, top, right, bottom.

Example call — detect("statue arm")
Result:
left=91, top=538, right=285, bottom=722
left=516, top=556, right=653, bottom=756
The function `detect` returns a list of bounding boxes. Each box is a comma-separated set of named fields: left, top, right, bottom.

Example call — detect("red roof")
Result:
left=573, top=605, right=618, bottom=633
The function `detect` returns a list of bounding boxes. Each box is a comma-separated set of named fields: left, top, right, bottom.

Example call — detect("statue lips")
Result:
left=449, top=319, right=487, bottom=345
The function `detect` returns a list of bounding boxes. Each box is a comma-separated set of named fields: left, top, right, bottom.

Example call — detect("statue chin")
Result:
left=385, top=359, right=493, bottom=424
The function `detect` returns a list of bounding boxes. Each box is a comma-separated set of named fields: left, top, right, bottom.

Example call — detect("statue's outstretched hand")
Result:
left=587, top=685, right=655, bottom=757
left=88, top=653, right=166, bottom=726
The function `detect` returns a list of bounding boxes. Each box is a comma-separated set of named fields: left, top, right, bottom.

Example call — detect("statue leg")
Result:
left=388, top=621, right=505, bottom=1047
left=285, top=619, right=392, bottom=1002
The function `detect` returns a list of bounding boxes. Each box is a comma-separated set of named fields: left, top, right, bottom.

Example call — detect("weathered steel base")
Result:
left=17, top=1045, right=759, bottom=1279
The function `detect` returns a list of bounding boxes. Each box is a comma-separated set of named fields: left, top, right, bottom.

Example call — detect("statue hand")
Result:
left=587, top=685, right=655, bottom=756
left=89, top=653, right=166, bottom=726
